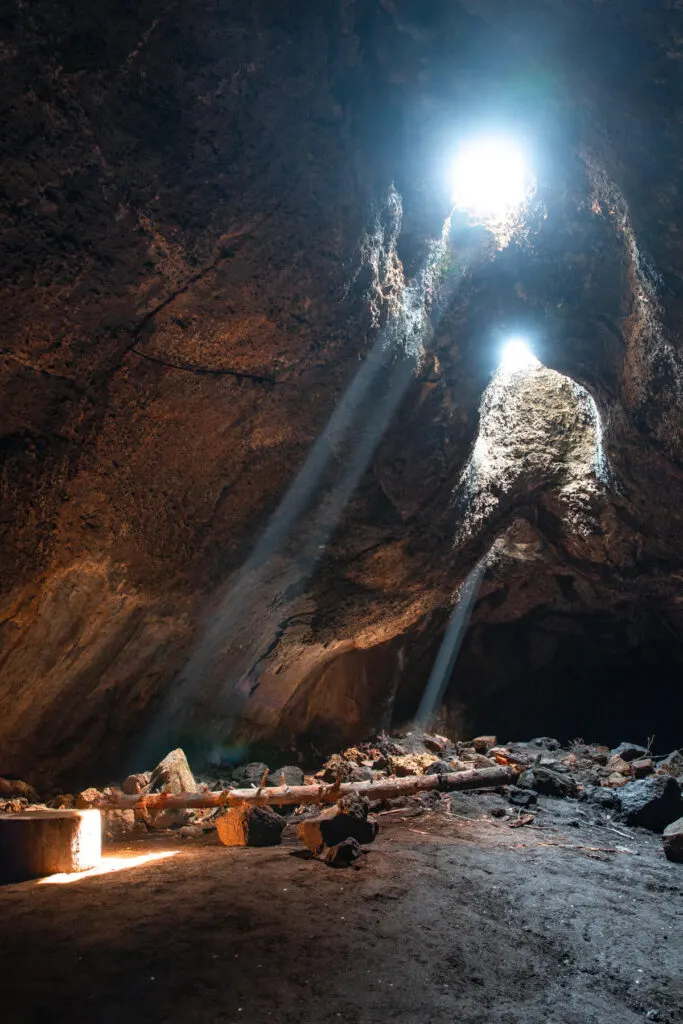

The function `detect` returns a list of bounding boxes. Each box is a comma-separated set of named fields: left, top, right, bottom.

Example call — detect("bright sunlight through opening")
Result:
left=499, top=338, right=540, bottom=373
left=450, top=136, right=532, bottom=219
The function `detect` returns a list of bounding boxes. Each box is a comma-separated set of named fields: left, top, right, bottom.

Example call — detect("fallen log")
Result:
left=79, top=765, right=518, bottom=811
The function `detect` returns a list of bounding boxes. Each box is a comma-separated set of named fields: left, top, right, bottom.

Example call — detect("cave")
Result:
left=1, top=2, right=682, bottom=1021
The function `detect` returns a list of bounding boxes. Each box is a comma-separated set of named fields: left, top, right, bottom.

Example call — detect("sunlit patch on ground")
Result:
left=38, top=850, right=179, bottom=885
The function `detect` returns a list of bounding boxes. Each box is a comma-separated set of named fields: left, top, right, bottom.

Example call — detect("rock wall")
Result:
left=1, top=0, right=683, bottom=785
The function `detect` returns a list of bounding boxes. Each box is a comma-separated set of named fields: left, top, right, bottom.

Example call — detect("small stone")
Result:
left=631, top=758, right=654, bottom=779
left=610, top=742, right=648, bottom=763
left=471, top=735, right=497, bottom=753
left=103, top=810, right=138, bottom=841
left=316, top=754, right=357, bottom=783
left=662, top=817, right=683, bottom=862
left=518, top=767, right=578, bottom=798
left=655, top=750, right=683, bottom=776
left=587, top=787, right=619, bottom=810
left=423, top=734, right=450, bottom=754
left=216, top=805, right=285, bottom=847
left=75, top=787, right=103, bottom=808
left=266, top=766, right=304, bottom=788
left=617, top=776, right=683, bottom=832
left=530, top=737, right=561, bottom=751
left=606, top=755, right=631, bottom=776
left=508, top=785, right=538, bottom=808
left=424, top=759, right=458, bottom=776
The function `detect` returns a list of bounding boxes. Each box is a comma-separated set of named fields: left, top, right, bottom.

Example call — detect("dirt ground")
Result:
left=0, top=792, right=681, bottom=1024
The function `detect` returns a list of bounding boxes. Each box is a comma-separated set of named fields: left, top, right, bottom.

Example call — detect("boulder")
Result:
left=216, top=805, right=286, bottom=847
left=150, top=749, right=197, bottom=794
left=266, top=766, right=305, bottom=788
left=103, top=810, right=138, bottom=841
left=610, top=742, right=648, bottom=763
left=471, top=735, right=497, bottom=753
left=617, top=776, right=683, bottom=832
left=296, top=793, right=378, bottom=858
left=662, top=818, right=683, bottom=863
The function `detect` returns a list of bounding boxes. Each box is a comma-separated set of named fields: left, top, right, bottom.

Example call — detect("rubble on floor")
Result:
left=1, top=731, right=682, bottom=871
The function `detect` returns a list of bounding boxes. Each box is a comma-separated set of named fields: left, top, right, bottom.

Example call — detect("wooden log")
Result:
left=0, top=809, right=101, bottom=883
left=79, top=766, right=517, bottom=812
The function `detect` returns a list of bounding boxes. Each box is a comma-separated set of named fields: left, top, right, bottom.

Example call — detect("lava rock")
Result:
left=508, top=785, right=538, bottom=807
left=266, top=766, right=304, bottom=788
left=122, top=772, right=152, bottom=795
left=631, top=758, right=654, bottom=778
left=518, top=767, right=578, bottom=798
left=423, top=734, right=450, bottom=754
left=231, top=762, right=270, bottom=787
left=317, top=754, right=357, bottom=783
left=424, top=759, right=456, bottom=775
left=216, top=805, right=285, bottom=847
left=321, top=837, right=362, bottom=867
left=295, top=793, right=378, bottom=857
left=610, top=742, right=648, bottom=763
left=471, top=735, right=497, bottom=753
left=530, top=737, right=561, bottom=751
left=662, top=818, right=683, bottom=862
left=586, top=786, right=619, bottom=810
left=616, top=776, right=683, bottom=832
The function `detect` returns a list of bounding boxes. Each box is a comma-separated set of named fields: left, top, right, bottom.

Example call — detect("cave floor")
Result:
left=0, top=796, right=681, bottom=1024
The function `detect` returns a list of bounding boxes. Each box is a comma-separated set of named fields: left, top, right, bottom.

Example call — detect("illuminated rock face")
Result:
left=1, top=1, right=683, bottom=785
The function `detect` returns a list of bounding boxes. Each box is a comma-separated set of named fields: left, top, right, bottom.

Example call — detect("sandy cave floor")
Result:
left=0, top=793, right=681, bottom=1024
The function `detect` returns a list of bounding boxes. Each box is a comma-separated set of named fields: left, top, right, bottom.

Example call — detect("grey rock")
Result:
left=610, top=742, right=648, bottom=763
left=530, top=737, right=561, bottom=751
left=519, top=766, right=578, bottom=798
left=321, top=836, right=362, bottom=867
left=267, top=765, right=305, bottom=788
left=149, top=749, right=196, bottom=795
left=508, top=785, right=538, bottom=808
left=662, top=817, right=683, bottom=862
left=587, top=786, right=619, bottom=810
left=617, top=776, right=683, bottom=832
left=423, top=759, right=454, bottom=775
left=231, top=762, right=270, bottom=787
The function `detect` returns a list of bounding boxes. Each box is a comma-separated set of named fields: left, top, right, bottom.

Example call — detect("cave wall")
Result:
left=2, top=0, right=683, bottom=785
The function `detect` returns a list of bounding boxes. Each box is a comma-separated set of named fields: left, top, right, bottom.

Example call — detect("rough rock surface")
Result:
left=0, top=1, right=682, bottom=785
left=216, top=805, right=285, bottom=848
left=662, top=818, right=683, bottom=863
left=616, top=776, right=683, bottom=833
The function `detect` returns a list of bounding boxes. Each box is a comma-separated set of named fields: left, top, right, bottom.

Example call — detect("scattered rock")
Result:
left=320, top=837, right=362, bottom=867
left=0, top=778, right=39, bottom=803
left=317, top=754, right=358, bottom=783
left=424, top=759, right=457, bottom=776
left=518, top=767, right=578, bottom=798
left=655, top=750, right=683, bottom=776
left=471, top=735, right=497, bottom=753
left=216, top=805, right=286, bottom=847
left=423, top=734, right=450, bottom=754
left=266, top=766, right=305, bottom=788
left=530, top=737, right=561, bottom=751
left=49, top=793, right=75, bottom=809
left=617, top=776, right=683, bottom=832
left=610, top=742, right=648, bottom=763
left=296, top=793, right=378, bottom=860
left=508, top=785, right=538, bottom=808
left=388, top=753, right=437, bottom=777
left=102, top=810, right=138, bottom=841
left=662, top=817, right=683, bottom=862
left=122, top=772, right=152, bottom=795
left=75, top=787, right=103, bottom=807
left=630, top=758, right=654, bottom=779
left=605, top=755, right=631, bottom=776
left=231, top=762, right=270, bottom=787
left=586, top=786, right=619, bottom=810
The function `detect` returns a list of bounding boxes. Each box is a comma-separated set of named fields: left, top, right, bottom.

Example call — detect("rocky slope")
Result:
left=1, top=0, right=683, bottom=786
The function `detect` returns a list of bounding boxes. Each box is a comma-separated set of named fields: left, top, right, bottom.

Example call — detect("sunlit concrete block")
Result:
left=0, top=809, right=101, bottom=883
